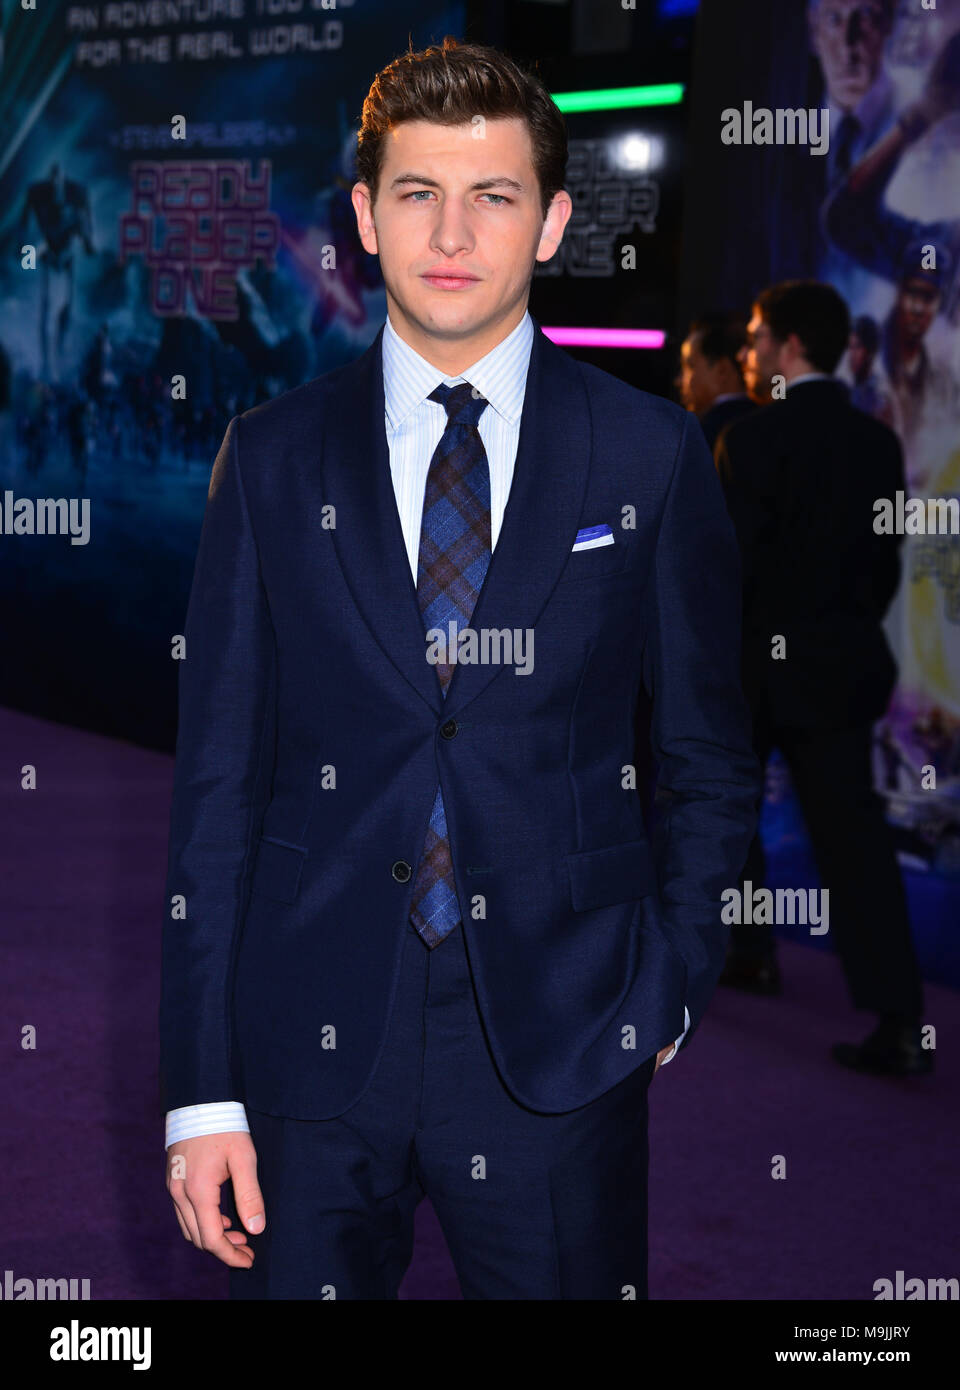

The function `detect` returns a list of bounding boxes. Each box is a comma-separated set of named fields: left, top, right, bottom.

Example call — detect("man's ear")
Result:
left=351, top=182, right=379, bottom=256
left=535, top=190, right=573, bottom=265
left=784, top=331, right=807, bottom=369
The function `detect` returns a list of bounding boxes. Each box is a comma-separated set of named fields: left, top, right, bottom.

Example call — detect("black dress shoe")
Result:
left=832, top=1016, right=934, bottom=1076
left=719, top=953, right=782, bottom=995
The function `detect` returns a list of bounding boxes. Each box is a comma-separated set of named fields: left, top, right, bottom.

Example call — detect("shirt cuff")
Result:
left=657, top=1005, right=691, bottom=1067
left=165, top=1102, right=250, bottom=1148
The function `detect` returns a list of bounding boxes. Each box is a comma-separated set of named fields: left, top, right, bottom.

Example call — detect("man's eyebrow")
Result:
left=388, top=173, right=526, bottom=193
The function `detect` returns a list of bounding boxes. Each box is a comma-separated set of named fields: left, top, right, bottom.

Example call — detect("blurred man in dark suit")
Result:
left=677, top=312, right=757, bottom=451
left=715, top=280, right=930, bottom=1077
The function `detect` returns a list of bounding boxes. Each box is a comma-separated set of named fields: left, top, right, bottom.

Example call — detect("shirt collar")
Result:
left=382, top=309, right=534, bottom=433
left=785, top=371, right=833, bottom=390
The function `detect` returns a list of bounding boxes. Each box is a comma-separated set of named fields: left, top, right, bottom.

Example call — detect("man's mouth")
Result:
left=421, top=271, right=481, bottom=290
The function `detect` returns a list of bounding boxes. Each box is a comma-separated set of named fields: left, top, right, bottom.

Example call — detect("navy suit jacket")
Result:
left=715, top=380, right=904, bottom=729
left=159, top=316, right=762, bottom=1121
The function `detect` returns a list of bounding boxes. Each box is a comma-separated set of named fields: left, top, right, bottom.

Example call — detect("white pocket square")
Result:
left=572, top=523, right=614, bottom=552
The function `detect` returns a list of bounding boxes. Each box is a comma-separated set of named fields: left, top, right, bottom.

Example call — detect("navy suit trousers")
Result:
left=227, top=920, right=657, bottom=1300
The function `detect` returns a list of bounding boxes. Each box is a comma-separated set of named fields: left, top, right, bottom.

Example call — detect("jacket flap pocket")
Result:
left=249, top=836, right=307, bottom=904
left=564, top=838, right=657, bottom=912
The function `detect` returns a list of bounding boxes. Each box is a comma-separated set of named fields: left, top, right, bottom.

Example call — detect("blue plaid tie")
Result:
left=409, top=380, right=491, bottom=947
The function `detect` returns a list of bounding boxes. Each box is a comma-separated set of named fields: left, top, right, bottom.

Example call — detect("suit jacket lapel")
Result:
left=320, top=316, right=592, bottom=716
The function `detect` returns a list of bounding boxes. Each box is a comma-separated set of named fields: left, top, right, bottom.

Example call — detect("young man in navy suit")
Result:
left=161, top=36, right=761, bottom=1299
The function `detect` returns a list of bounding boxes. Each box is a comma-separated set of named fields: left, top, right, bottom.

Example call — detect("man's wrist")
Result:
left=657, top=1004, right=691, bottom=1068
left=165, top=1101, right=249, bottom=1148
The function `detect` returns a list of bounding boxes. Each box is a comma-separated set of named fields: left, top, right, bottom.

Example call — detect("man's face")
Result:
left=809, top=1, right=891, bottom=112
left=741, top=310, right=781, bottom=401
left=678, top=333, right=718, bottom=414
left=352, top=116, right=569, bottom=358
left=896, top=278, right=941, bottom=346
left=847, top=332, right=872, bottom=381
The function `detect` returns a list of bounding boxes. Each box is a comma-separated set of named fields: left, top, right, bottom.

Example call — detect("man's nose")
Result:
left=430, top=203, right=475, bottom=255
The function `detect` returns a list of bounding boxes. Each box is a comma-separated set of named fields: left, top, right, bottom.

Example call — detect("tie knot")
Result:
left=428, top=380, right=488, bottom=429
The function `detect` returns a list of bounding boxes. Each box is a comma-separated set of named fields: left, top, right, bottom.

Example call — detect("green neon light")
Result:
left=551, top=84, right=685, bottom=113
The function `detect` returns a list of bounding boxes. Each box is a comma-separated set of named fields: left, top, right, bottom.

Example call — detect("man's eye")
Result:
left=402, top=191, right=510, bottom=204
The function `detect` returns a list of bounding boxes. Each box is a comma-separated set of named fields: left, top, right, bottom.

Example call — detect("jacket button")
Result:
left=440, top=719, right=458, bottom=739
left=391, top=860, right=412, bottom=882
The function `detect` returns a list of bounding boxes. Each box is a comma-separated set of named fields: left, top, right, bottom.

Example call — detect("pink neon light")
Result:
left=540, top=326, right=665, bottom=350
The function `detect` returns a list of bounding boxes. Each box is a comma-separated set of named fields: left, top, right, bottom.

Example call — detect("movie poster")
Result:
left=0, top=0, right=463, bottom=747
left=794, top=0, right=960, bottom=879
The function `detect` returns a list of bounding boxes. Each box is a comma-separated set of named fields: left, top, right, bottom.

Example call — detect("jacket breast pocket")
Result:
left=554, top=536, right=632, bottom=584
left=563, top=837, right=657, bottom=911
left=248, top=835, right=307, bottom=904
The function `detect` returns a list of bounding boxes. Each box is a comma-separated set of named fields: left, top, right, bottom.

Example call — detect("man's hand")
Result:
left=652, top=1042, right=676, bottom=1076
left=166, top=1131, right=264, bottom=1267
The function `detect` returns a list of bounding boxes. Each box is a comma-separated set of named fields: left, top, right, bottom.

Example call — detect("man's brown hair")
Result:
left=755, top=280, right=851, bottom=375
left=356, top=35, right=568, bottom=222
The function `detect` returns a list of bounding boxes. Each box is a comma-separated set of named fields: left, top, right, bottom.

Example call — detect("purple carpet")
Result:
left=2, top=706, right=955, bottom=1300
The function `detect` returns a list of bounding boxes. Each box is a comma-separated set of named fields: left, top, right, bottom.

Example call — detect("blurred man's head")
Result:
left=677, top=313, right=749, bottom=414
left=808, top=0, right=895, bottom=112
left=892, top=242, right=947, bottom=349
left=742, top=281, right=850, bottom=394
left=895, top=277, right=942, bottom=348
left=351, top=36, right=572, bottom=370
left=848, top=314, right=880, bottom=382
